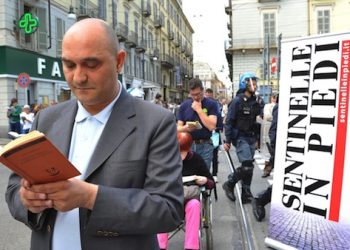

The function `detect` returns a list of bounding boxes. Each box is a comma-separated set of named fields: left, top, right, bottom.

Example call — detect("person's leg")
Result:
left=212, top=146, right=219, bottom=179
left=252, top=185, right=273, bottom=221
left=236, top=137, right=255, bottom=203
left=157, top=233, right=169, bottom=250
left=192, top=143, right=214, bottom=170
left=184, top=199, right=201, bottom=250
left=15, top=122, right=22, bottom=134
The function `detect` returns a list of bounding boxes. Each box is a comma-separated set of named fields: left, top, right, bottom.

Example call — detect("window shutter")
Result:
left=56, top=18, right=64, bottom=56
left=37, top=8, right=47, bottom=50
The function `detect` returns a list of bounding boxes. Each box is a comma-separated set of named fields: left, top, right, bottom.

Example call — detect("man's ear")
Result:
left=116, top=49, right=126, bottom=74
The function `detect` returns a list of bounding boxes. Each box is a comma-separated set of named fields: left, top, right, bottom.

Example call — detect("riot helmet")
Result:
left=239, top=72, right=258, bottom=92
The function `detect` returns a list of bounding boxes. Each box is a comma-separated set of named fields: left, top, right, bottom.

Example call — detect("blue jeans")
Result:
left=235, top=136, right=256, bottom=163
left=191, top=142, right=214, bottom=170
left=228, top=135, right=256, bottom=191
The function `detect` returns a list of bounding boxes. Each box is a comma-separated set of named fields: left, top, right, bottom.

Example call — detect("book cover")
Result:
left=0, top=130, right=80, bottom=184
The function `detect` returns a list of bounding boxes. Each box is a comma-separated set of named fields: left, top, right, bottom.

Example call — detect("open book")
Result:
left=0, top=130, right=80, bottom=184
left=182, top=175, right=197, bottom=183
left=186, top=121, right=202, bottom=130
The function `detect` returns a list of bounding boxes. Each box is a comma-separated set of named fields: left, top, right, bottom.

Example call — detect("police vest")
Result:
left=234, top=94, right=260, bottom=133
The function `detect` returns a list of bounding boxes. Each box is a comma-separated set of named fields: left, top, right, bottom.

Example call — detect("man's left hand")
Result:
left=29, top=179, right=98, bottom=212
left=191, top=101, right=202, bottom=113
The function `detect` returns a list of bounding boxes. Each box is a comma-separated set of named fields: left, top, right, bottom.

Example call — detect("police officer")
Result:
left=222, top=72, right=262, bottom=203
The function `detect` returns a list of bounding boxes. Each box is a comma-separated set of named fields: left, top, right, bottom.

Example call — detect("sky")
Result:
left=182, top=0, right=231, bottom=86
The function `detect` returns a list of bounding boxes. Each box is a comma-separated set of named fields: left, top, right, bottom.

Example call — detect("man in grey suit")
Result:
left=6, top=18, right=183, bottom=250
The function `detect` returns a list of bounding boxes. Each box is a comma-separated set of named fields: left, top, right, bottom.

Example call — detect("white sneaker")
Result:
left=213, top=176, right=218, bottom=183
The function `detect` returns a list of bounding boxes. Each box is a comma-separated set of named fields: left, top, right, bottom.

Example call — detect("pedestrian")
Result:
left=6, top=18, right=183, bottom=250
left=261, top=92, right=278, bottom=177
left=222, top=72, right=263, bottom=204
left=20, top=104, right=34, bottom=134
left=177, top=78, right=218, bottom=169
left=204, top=88, right=223, bottom=182
left=157, top=132, right=215, bottom=250
left=252, top=99, right=279, bottom=221
left=152, top=93, right=163, bottom=106
left=7, top=98, right=22, bottom=134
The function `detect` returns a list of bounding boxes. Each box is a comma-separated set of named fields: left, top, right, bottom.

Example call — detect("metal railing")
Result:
left=224, top=150, right=256, bottom=250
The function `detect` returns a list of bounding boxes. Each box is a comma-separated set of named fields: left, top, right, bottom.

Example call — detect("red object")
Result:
left=177, top=132, right=193, bottom=152
left=271, top=57, right=277, bottom=74
left=17, top=73, right=31, bottom=88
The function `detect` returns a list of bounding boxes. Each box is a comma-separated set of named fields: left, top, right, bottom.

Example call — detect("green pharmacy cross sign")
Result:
left=19, top=13, right=39, bottom=34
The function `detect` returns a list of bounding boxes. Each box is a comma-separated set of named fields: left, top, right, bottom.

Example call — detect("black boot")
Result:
left=251, top=197, right=265, bottom=221
left=222, top=181, right=235, bottom=201
left=241, top=188, right=253, bottom=204
left=251, top=186, right=272, bottom=221
left=222, top=167, right=244, bottom=201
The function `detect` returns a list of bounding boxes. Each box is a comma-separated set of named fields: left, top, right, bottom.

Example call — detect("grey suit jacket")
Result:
left=6, top=88, right=184, bottom=250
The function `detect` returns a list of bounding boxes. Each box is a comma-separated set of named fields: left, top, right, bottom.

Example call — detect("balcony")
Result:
left=142, top=3, right=151, bottom=17
left=174, top=38, right=180, bottom=47
left=258, top=0, right=280, bottom=2
left=229, top=37, right=277, bottom=50
left=181, top=45, right=186, bottom=53
left=154, top=17, right=163, bottom=28
left=136, top=39, right=146, bottom=53
left=126, top=31, right=137, bottom=48
left=168, top=31, right=174, bottom=41
left=161, top=54, right=174, bottom=68
left=151, top=48, right=160, bottom=59
left=185, top=48, right=191, bottom=57
left=225, top=6, right=232, bottom=15
left=116, top=23, right=128, bottom=42
left=227, top=22, right=231, bottom=30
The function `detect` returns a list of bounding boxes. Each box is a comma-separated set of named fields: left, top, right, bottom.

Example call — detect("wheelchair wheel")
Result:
left=200, top=191, right=213, bottom=250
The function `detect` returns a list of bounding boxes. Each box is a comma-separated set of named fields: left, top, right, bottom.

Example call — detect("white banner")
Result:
left=267, top=32, right=350, bottom=249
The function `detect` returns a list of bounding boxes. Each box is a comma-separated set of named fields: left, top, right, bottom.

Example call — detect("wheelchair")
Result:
left=168, top=186, right=214, bottom=250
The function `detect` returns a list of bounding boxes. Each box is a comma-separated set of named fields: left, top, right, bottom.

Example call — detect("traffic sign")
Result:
left=17, top=73, right=31, bottom=88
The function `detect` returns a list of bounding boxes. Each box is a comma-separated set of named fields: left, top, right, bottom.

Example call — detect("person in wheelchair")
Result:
left=157, top=132, right=215, bottom=250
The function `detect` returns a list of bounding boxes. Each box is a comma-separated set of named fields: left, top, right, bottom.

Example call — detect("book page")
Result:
left=182, top=175, right=197, bottom=183
left=0, top=131, right=44, bottom=156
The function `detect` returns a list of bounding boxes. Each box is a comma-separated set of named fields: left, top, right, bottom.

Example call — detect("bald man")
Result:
left=6, top=19, right=183, bottom=250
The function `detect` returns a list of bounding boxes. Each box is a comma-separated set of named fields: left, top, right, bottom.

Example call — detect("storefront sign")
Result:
left=0, top=46, right=64, bottom=81
left=18, top=13, right=39, bottom=34
left=266, top=32, right=350, bottom=250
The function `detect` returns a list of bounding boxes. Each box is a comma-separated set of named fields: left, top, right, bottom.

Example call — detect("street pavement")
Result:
left=0, top=138, right=273, bottom=250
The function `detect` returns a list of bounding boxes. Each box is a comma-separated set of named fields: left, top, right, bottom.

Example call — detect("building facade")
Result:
left=225, top=0, right=309, bottom=101
left=0, top=0, right=194, bottom=136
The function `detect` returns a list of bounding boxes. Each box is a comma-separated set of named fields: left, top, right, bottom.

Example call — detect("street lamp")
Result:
left=67, top=5, right=77, bottom=20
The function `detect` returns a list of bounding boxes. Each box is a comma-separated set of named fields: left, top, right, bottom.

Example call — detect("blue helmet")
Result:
left=239, top=72, right=258, bottom=90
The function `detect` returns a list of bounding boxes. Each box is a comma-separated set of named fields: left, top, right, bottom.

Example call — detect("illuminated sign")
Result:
left=18, top=13, right=39, bottom=34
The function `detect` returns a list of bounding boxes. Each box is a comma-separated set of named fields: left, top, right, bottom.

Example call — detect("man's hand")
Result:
left=191, top=101, right=202, bottom=113
left=223, top=142, right=231, bottom=151
left=19, top=179, right=53, bottom=214
left=195, top=176, right=207, bottom=186
left=20, top=178, right=98, bottom=213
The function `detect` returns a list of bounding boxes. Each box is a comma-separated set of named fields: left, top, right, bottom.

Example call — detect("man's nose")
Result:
left=73, top=66, right=88, bottom=83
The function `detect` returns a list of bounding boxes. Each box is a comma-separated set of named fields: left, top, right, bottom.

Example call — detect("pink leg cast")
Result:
left=184, top=199, right=201, bottom=250
left=157, top=233, right=169, bottom=249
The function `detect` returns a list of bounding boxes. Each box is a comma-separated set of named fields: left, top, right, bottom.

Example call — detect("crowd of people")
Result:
left=4, top=18, right=278, bottom=250
left=6, top=98, right=49, bottom=137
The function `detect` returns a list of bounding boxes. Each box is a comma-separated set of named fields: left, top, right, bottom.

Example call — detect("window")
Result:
left=98, top=0, right=106, bottom=20
left=56, top=18, right=65, bottom=56
left=37, top=8, right=47, bottom=51
left=148, top=32, right=153, bottom=49
left=317, top=7, right=331, bottom=34
left=134, top=20, right=139, bottom=36
left=19, top=4, right=47, bottom=51
left=79, top=0, right=87, bottom=15
left=263, top=11, right=276, bottom=43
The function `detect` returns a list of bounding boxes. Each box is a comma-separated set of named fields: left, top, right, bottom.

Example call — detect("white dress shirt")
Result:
left=52, top=85, right=121, bottom=250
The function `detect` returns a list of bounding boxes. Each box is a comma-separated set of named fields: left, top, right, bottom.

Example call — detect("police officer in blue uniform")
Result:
left=222, top=72, right=262, bottom=203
